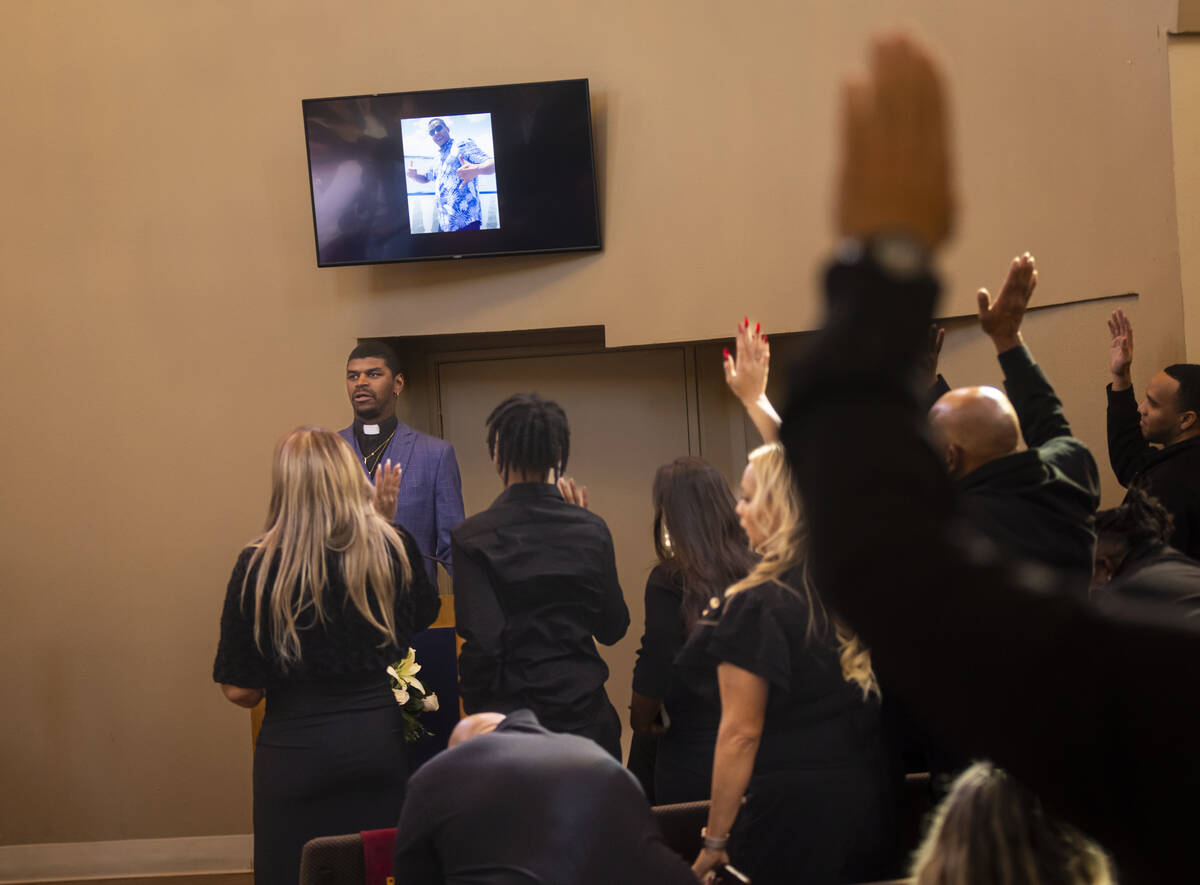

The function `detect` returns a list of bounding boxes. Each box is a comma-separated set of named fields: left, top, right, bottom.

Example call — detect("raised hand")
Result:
left=722, top=316, right=770, bottom=405
left=556, top=476, right=589, bottom=510
left=1107, top=309, right=1134, bottom=387
left=837, top=33, right=955, bottom=253
left=372, top=459, right=403, bottom=519
left=977, top=252, right=1038, bottom=352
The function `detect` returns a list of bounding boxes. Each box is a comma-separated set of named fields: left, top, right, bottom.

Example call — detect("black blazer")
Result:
left=451, top=483, right=630, bottom=730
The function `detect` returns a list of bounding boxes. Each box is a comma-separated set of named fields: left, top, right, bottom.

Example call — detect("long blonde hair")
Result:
left=912, top=762, right=1114, bottom=885
left=726, top=443, right=877, bottom=699
left=242, top=427, right=412, bottom=668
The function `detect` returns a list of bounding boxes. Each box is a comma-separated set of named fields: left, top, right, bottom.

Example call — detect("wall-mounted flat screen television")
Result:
left=301, top=78, right=600, bottom=266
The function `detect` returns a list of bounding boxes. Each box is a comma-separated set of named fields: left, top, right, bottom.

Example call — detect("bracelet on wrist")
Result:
left=700, top=826, right=729, bottom=851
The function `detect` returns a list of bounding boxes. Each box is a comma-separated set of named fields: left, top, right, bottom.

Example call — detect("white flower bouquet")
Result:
left=387, top=648, right=440, bottom=743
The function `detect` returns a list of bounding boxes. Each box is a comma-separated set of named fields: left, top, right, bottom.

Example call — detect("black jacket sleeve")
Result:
left=591, top=522, right=631, bottom=646
left=451, top=535, right=506, bottom=712
left=1107, top=383, right=1153, bottom=486
left=396, top=525, right=441, bottom=634
left=213, top=548, right=271, bottom=689
left=780, top=255, right=1200, bottom=884
left=999, top=344, right=1099, bottom=498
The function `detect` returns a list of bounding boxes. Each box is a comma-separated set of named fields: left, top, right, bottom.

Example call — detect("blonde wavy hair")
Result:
left=726, top=442, right=878, bottom=699
left=912, top=762, right=1114, bottom=885
left=242, top=427, right=412, bottom=668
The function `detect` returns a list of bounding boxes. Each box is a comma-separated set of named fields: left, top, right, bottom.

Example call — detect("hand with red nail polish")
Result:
left=724, top=316, right=779, bottom=441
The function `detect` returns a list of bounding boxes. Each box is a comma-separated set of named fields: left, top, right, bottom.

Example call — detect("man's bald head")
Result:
left=929, top=386, right=1021, bottom=478
left=448, top=712, right=507, bottom=748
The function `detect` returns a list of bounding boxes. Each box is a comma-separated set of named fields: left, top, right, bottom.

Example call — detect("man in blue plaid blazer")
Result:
left=340, top=341, right=464, bottom=584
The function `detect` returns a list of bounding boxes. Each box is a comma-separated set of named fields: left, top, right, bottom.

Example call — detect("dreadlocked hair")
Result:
left=1095, top=487, right=1175, bottom=551
left=726, top=442, right=878, bottom=700
left=486, top=393, right=570, bottom=483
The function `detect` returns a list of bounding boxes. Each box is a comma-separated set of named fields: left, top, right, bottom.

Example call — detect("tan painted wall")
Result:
left=1170, top=34, right=1200, bottom=360
left=0, top=0, right=1189, bottom=846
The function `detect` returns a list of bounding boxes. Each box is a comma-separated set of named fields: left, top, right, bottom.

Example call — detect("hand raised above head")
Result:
left=723, top=316, right=770, bottom=405
left=837, top=33, right=955, bottom=253
left=977, top=252, right=1038, bottom=352
left=1107, top=308, right=1134, bottom=383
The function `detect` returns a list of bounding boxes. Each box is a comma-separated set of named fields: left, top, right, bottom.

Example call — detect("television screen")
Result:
left=301, top=78, right=600, bottom=266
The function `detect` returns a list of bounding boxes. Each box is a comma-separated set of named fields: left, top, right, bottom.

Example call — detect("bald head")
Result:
left=448, top=712, right=507, bottom=748
left=929, top=386, right=1021, bottom=478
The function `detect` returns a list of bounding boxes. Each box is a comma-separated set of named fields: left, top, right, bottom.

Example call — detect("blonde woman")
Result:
left=913, top=762, right=1114, bottom=885
left=685, top=443, right=894, bottom=885
left=213, top=427, right=440, bottom=885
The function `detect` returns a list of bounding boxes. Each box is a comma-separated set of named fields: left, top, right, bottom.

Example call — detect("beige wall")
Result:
left=0, top=0, right=1190, bottom=848
left=1170, top=33, right=1200, bottom=360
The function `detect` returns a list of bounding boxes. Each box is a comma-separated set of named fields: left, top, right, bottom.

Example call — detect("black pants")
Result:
left=253, top=677, right=409, bottom=885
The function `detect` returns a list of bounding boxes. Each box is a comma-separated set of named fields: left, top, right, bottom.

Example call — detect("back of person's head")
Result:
left=485, top=393, right=570, bottom=483
left=652, top=457, right=755, bottom=629
left=1092, top=488, right=1175, bottom=590
left=727, top=443, right=877, bottom=698
left=929, top=386, right=1021, bottom=477
left=245, top=427, right=411, bottom=666
left=348, top=340, right=403, bottom=377
left=912, top=762, right=1114, bottom=885
left=1164, top=363, right=1200, bottom=418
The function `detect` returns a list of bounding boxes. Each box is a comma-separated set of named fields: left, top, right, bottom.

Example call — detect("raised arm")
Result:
left=977, top=253, right=1073, bottom=447
left=780, top=32, right=1200, bottom=881
left=723, top=317, right=780, bottom=443
left=1105, top=309, right=1154, bottom=484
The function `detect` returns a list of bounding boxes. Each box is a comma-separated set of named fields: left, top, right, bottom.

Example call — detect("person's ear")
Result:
left=944, top=444, right=961, bottom=476
left=393, top=373, right=405, bottom=398
left=1179, top=410, right=1197, bottom=434
left=1092, top=554, right=1115, bottom=589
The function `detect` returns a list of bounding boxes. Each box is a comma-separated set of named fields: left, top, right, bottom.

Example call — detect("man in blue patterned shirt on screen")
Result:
left=405, top=117, right=495, bottom=232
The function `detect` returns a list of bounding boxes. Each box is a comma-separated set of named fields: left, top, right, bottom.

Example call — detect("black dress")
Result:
left=452, top=482, right=630, bottom=758
left=677, top=570, right=894, bottom=885
left=632, top=564, right=720, bottom=803
left=213, top=527, right=440, bottom=885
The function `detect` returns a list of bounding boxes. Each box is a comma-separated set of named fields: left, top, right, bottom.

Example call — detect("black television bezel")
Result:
left=301, top=77, right=602, bottom=267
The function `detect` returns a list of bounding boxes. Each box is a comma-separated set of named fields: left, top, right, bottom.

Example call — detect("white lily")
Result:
left=393, top=687, right=409, bottom=706
left=391, top=648, right=425, bottom=694
left=422, top=693, right=439, bottom=712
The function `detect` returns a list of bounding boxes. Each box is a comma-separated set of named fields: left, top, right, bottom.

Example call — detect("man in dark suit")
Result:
left=392, top=709, right=696, bottom=885
left=340, top=340, right=464, bottom=584
left=1106, top=311, right=1200, bottom=559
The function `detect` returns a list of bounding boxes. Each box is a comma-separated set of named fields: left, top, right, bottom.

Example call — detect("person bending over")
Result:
left=213, top=427, right=440, bottom=885
left=630, top=456, right=756, bottom=804
left=452, top=393, right=630, bottom=758
left=1106, top=310, right=1200, bottom=559
left=684, top=442, right=894, bottom=885
left=392, top=710, right=696, bottom=884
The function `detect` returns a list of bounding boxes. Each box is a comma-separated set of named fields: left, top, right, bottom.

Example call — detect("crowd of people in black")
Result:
left=213, top=32, right=1200, bottom=885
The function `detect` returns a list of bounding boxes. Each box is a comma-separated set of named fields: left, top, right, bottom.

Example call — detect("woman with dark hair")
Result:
left=452, top=393, right=630, bottom=758
left=630, top=456, right=756, bottom=803
left=213, top=427, right=440, bottom=885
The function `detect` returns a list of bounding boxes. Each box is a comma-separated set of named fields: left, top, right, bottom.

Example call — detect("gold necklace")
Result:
left=361, top=428, right=396, bottom=471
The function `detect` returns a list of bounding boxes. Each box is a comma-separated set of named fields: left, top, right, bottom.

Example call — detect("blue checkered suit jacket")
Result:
left=339, top=423, right=464, bottom=583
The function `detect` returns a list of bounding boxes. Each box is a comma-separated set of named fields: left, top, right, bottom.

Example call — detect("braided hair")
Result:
left=1095, top=487, right=1175, bottom=553
left=486, top=393, right=570, bottom=483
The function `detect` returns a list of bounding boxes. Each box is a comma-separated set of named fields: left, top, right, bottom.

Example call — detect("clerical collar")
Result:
left=354, top=415, right=398, bottom=437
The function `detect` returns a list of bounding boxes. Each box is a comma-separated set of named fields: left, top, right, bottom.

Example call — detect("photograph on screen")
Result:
left=400, top=114, right=500, bottom=234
